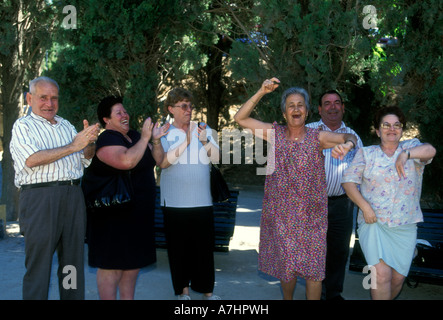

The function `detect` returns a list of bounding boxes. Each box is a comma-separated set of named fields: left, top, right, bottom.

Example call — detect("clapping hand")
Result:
left=83, top=120, right=100, bottom=143
left=197, top=122, right=209, bottom=143
left=152, top=121, right=170, bottom=141
left=73, top=120, right=99, bottom=151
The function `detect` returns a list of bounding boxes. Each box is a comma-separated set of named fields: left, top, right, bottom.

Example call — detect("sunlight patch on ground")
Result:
left=235, top=207, right=262, bottom=213
left=230, top=226, right=260, bottom=251
left=6, top=222, right=21, bottom=237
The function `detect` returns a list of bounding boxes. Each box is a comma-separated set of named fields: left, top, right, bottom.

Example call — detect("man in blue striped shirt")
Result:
left=10, top=76, right=99, bottom=299
left=306, top=90, right=363, bottom=300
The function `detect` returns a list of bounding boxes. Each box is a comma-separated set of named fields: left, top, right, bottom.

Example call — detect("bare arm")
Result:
left=82, top=120, right=100, bottom=159
left=159, top=123, right=194, bottom=169
left=83, top=143, right=97, bottom=160
left=198, top=123, right=220, bottom=163
left=151, top=122, right=170, bottom=166
left=234, top=78, right=280, bottom=141
left=342, top=182, right=377, bottom=224
left=319, top=131, right=357, bottom=160
left=395, top=142, right=436, bottom=178
left=96, top=117, right=154, bottom=170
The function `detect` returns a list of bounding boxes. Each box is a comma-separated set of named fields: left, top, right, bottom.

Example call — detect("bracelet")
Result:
left=404, top=149, right=410, bottom=159
left=152, top=139, right=161, bottom=145
left=345, top=140, right=356, bottom=149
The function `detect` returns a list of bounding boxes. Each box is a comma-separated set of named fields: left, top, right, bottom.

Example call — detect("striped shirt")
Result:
left=306, top=120, right=363, bottom=196
left=10, top=112, right=90, bottom=187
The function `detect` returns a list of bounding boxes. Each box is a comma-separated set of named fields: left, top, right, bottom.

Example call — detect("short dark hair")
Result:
left=319, top=90, right=343, bottom=106
left=163, top=87, right=193, bottom=117
left=97, top=96, right=123, bottom=127
left=374, top=106, right=407, bottom=129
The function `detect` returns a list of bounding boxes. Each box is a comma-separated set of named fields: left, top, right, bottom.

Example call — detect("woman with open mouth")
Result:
left=82, top=96, right=169, bottom=300
left=234, top=78, right=357, bottom=300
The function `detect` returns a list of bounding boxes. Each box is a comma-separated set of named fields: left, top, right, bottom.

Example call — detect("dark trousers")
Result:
left=18, top=185, right=86, bottom=300
left=162, top=206, right=215, bottom=295
left=322, top=195, right=354, bottom=300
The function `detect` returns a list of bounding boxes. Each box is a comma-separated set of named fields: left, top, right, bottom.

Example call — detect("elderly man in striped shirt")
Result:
left=306, top=90, right=363, bottom=300
left=10, top=76, right=100, bottom=300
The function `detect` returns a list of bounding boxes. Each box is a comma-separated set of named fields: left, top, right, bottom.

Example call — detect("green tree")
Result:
left=47, top=1, right=258, bottom=132
left=47, top=0, right=187, bottom=128
left=0, top=0, right=57, bottom=221
left=368, top=0, right=443, bottom=199
left=226, top=0, right=442, bottom=199
left=228, top=0, right=377, bottom=129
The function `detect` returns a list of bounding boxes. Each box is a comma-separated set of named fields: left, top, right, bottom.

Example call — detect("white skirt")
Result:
left=357, top=221, right=417, bottom=276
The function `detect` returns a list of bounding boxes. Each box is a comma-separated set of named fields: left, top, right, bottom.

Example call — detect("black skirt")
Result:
left=86, top=201, right=156, bottom=270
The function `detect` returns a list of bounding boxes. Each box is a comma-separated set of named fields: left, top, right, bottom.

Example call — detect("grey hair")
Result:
left=280, top=87, right=310, bottom=114
left=29, top=76, right=59, bottom=94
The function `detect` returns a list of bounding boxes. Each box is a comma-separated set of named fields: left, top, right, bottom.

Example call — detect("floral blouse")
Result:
left=342, top=138, right=432, bottom=227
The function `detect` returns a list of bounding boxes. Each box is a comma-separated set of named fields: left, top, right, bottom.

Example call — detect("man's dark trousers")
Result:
left=323, top=195, right=354, bottom=300
left=19, top=184, right=86, bottom=300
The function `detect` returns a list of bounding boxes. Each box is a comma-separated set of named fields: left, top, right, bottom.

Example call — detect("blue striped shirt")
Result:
left=306, top=120, right=363, bottom=196
left=10, top=112, right=90, bottom=187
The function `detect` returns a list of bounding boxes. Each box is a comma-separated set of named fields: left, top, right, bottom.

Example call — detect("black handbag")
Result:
left=82, top=169, right=133, bottom=209
left=210, top=164, right=230, bottom=202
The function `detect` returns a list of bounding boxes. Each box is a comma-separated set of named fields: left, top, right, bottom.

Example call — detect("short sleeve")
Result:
left=400, top=138, right=432, bottom=165
left=342, top=147, right=366, bottom=185
left=10, top=120, right=41, bottom=171
left=96, top=130, right=131, bottom=150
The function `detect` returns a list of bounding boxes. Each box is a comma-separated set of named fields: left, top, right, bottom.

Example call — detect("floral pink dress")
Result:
left=258, top=123, right=328, bottom=282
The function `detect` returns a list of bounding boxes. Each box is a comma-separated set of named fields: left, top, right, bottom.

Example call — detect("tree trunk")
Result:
left=0, top=72, right=21, bottom=221
left=205, top=35, right=232, bottom=132
left=0, top=3, right=21, bottom=221
left=0, top=0, right=49, bottom=221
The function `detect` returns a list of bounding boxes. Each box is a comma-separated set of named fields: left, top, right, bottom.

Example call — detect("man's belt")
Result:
left=20, top=179, right=81, bottom=190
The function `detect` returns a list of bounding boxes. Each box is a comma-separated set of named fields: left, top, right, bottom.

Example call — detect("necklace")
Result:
left=286, top=127, right=305, bottom=141
left=293, top=132, right=305, bottom=141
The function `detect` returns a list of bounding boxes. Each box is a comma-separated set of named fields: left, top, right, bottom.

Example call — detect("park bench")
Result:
left=349, top=208, right=443, bottom=288
left=154, top=186, right=239, bottom=252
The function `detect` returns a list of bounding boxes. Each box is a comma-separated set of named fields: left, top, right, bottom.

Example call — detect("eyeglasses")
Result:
left=380, top=122, right=403, bottom=130
left=173, top=103, right=193, bottom=111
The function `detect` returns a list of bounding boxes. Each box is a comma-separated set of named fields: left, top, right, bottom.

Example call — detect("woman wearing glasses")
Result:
left=342, top=106, right=436, bottom=300
left=159, top=87, right=221, bottom=300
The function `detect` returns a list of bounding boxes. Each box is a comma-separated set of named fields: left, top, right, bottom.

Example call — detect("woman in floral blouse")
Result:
left=342, top=106, right=436, bottom=300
